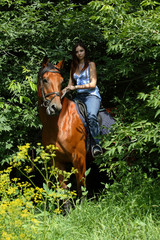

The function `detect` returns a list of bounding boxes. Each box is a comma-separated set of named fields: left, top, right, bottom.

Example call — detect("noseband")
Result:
left=39, top=66, right=62, bottom=108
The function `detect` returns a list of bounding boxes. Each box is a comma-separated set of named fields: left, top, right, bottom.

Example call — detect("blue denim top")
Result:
left=73, top=66, right=101, bottom=99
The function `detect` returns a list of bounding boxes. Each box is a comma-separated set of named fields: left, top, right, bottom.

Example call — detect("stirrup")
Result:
left=91, top=144, right=103, bottom=158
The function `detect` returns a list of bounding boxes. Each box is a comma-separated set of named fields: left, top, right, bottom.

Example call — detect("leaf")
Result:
left=111, top=147, right=116, bottom=156
left=43, top=183, right=48, bottom=192
left=85, top=168, right=91, bottom=177
left=19, top=96, right=23, bottom=104
left=67, top=183, right=72, bottom=188
left=155, top=109, right=160, bottom=118
left=23, top=96, right=32, bottom=104
left=117, top=145, right=123, bottom=154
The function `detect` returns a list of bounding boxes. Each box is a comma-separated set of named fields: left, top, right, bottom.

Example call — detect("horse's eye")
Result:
left=43, top=78, right=48, bottom=83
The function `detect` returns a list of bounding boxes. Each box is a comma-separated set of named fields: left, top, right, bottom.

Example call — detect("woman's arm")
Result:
left=88, top=61, right=97, bottom=88
left=61, top=70, right=75, bottom=94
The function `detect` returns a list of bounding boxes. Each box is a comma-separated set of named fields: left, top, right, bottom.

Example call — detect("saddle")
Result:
left=74, top=100, right=115, bottom=152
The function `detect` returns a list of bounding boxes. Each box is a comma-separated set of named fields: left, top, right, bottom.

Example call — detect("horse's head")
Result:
left=38, top=56, right=64, bottom=116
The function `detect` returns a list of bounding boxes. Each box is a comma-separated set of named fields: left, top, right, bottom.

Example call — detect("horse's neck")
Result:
left=40, top=98, right=71, bottom=146
left=39, top=108, right=58, bottom=128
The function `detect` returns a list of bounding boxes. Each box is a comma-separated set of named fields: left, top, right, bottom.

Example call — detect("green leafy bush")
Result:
left=0, top=68, right=40, bottom=164
left=96, top=85, right=160, bottom=185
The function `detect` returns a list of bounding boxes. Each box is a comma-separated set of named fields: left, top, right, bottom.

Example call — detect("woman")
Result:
left=63, top=42, right=103, bottom=157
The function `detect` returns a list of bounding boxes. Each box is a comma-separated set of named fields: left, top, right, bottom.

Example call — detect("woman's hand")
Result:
left=67, top=85, right=76, bottom=91
left=61, top=87, right=69, bottom=96
left=61, top=85, right=76, bottom=96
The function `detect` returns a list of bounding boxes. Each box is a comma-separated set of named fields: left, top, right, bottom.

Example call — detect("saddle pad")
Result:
left=74, top=101, right=115, bottom=135
left=98, top=110, right=115, bottom=135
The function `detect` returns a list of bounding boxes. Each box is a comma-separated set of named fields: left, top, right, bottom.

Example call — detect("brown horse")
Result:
left=38, top=57, right=87, bottom=196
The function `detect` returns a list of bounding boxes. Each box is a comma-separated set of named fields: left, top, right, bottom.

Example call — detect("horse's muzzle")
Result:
left=46, top=103, right=62, bottom=116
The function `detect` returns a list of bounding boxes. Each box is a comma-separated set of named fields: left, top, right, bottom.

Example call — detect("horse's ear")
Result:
left=56, top=58, right=65, bottom=70
left=42, top=56, right=49, bottom=68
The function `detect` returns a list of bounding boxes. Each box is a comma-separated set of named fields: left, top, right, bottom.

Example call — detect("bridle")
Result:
left=39, top=66, right=62, bottom=108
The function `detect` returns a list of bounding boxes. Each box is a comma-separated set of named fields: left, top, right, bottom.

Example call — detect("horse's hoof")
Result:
left=63, top=200, right=72, bottom=214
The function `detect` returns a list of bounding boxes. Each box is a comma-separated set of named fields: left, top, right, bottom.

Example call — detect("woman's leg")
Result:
left=75, top=94, right=103, bottom=157
left=84, top=95, right=101, bottom=145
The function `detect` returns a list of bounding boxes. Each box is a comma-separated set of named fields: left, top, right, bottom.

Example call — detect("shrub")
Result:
left=0, top=143, right=77, bottom=239
left=96, top=86, right=160, bottom=186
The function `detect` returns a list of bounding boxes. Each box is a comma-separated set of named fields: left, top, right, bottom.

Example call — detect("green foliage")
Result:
left=0, top=166, right=39, bottom=239
left=0, top=69, right=40, bottom=164
left=0, top=143, right=78, bottom=239
left=138, top=85, right=160, bottom=118
left=96, top=85, right=160, bottom=184
left=34, top=178, right=160, bottom=239
left=1, top=143, right=160, bottom=239
left=89, top=0, right=160, bottom=99
left=10, top=143, right=77, bottom=213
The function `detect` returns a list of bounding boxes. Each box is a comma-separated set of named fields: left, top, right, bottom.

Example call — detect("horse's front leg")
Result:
left=54, top=160, right=72, bottom=213
left=72, top=152, right=86, bottom=197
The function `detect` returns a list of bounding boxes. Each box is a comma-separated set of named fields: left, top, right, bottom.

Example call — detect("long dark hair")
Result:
left=71, top=41, right=89, bottom=82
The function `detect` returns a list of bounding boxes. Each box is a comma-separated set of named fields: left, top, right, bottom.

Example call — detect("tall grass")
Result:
left=36, top=179, right=160, bottom=240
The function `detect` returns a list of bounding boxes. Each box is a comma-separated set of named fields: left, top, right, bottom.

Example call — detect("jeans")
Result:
left=75, top=93, right=101, bottom=145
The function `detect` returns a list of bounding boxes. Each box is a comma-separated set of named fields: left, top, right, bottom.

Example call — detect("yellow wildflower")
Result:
left=71, top=191, right=77, bottom=196
left=7, top=186, right=17, bottom=195
left=31, top=218, right=39, bottom=225
left=24, top=165, right=33, bottom=174
left=1, top=231, right=13, bottom=240
left=15, top=219, right=23, bottom=226
left=26, top=201, right=34, bottom=209
left=21, top=209, right=29, bottom=218
left=54, top=208, right=62, bottom=214
left=20, top=233, right=26, bottom=238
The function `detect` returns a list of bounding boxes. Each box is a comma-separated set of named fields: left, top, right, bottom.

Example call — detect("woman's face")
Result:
left=75, top=45, right=85, bottom=61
